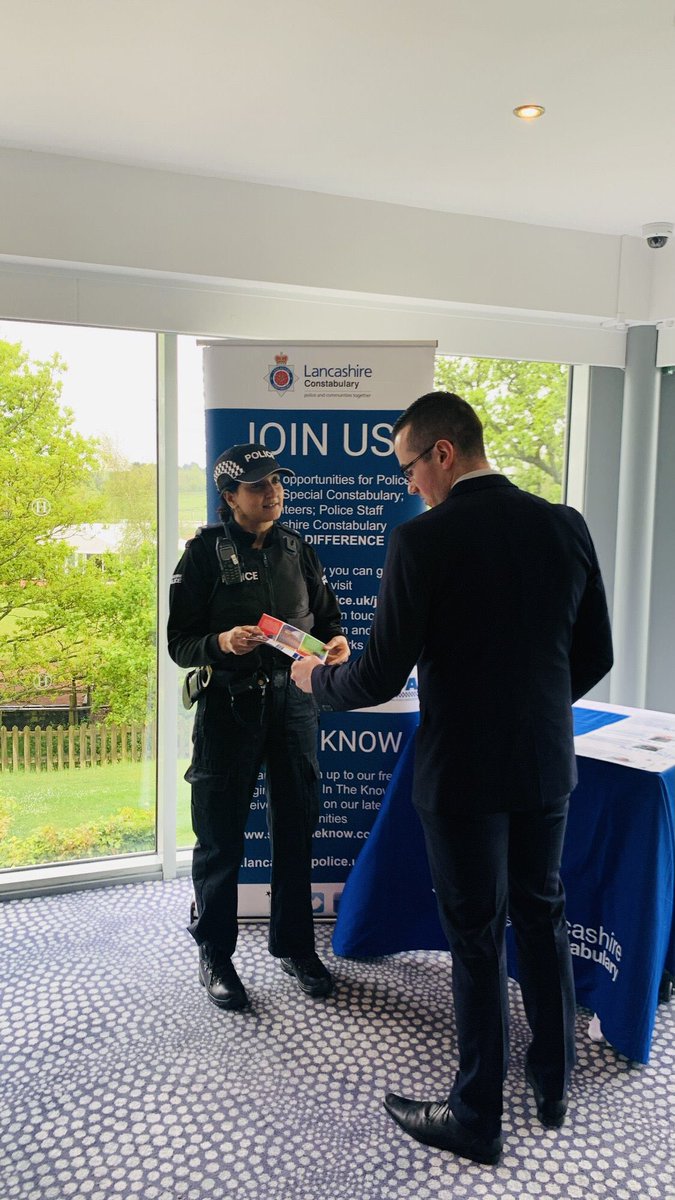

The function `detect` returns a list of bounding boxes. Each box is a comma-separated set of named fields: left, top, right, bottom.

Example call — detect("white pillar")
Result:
left=609, top=326, right=660, bottom=707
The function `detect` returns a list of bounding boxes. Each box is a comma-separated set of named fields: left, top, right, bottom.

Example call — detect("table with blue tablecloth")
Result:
left=332, top=703, right=675, bottom=1063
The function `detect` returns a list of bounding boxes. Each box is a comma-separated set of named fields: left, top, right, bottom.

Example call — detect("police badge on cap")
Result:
left=213, top=443, right=295, bottom=493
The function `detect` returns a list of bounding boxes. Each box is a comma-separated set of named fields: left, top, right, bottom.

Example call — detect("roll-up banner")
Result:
left=202, top=340, right=436, bottom=916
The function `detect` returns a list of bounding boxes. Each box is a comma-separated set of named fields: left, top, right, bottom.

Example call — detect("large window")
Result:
left=434, top=356, right=569, bottom=502
left=0, top=322, right=157, bottom=869
left=0, top=332, right=570, bottom=881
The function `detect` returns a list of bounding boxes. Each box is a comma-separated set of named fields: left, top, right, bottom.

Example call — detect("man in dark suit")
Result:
left=291, top=391, right=613, bottom=1166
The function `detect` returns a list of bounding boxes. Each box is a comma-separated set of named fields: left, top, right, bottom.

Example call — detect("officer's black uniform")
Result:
left=168, top=516, right=343, bottom=962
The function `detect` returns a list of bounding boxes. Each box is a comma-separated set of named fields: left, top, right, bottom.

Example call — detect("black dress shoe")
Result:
left=384, top=1093, right=503, bottom=1165
left=279, top=953, right=334, bottom=997
left=199, top=948, right=249, bottom=1011
left=525, top=1065, right=568, bottom=1128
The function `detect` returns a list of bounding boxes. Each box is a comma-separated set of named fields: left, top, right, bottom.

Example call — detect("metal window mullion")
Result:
left=156, top=333, right=179, bottom=879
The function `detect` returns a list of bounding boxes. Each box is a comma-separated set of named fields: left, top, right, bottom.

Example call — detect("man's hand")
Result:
left=291, top=654, right=322, bottom=693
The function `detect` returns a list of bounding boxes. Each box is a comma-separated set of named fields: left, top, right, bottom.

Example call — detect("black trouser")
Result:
left=420, top=796, right=576, bottom=1140
left=186, top=670, right=321, bottom=959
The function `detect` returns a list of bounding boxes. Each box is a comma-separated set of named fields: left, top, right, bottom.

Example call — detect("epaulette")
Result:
left=276, top=522, right=301, bottom=555
left=182, top=522, right=221, bottom=551
left=193, top=522, right=221, bottom=535
left=276, top=521, right=300, bottom=538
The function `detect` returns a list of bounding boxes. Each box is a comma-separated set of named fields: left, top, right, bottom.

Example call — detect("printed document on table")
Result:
left=574, top=714, right=675, bottom=772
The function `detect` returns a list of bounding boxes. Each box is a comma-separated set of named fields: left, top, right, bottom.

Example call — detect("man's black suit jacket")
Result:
left=311, top=474, right=614, bottom=816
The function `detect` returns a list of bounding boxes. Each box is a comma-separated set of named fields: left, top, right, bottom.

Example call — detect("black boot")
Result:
left=199, top=946, right=249, bottom=1011
left=279, top=953, right=334, bottom=997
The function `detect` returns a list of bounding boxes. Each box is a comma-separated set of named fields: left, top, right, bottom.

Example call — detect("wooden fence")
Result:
left=0, top=723, right=157, bottom=772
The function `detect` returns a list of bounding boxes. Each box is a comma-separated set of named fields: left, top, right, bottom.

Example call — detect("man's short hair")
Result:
left=393, top=391, right=486, bottom=458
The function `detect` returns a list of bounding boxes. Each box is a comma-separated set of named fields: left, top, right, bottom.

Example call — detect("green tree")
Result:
left=0, top=340, right=101, bottom=701
left=0, top=339, right=156, bottom=723
left=434, top=357, right=569, bottom=501
left=77, top=541, right=157, bottom=722
left=96, top=438, right=157, bottom=531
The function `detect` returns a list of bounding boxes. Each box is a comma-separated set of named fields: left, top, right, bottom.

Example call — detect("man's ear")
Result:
left=436, top=439, right=455, bottom=470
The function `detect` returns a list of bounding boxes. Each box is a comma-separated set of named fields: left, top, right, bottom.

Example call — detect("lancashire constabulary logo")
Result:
left=267, top=352, right=294, bottom=393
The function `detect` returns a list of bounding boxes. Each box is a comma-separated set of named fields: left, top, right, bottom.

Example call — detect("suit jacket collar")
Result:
left=450, top=473, right=515, bottom=498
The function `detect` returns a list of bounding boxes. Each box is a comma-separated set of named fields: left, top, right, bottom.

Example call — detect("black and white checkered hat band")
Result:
left=214, top=459, right=244, bottom=487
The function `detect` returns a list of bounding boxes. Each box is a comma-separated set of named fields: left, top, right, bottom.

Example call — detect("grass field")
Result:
left=0, top=760, right=194, bottom=848
left=179, top=480, right=208, bottom=541
left=0, top=605, right=36, bottom=636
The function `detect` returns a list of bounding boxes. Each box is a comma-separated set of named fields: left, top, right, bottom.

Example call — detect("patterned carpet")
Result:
left=1, top=878, right=673, bottom=1200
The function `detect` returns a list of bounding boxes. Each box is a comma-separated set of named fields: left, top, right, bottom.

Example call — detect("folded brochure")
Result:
left=257, top=613, right=329, bottom=662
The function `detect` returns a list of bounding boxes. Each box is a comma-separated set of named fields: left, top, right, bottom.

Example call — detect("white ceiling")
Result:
left=2, top=0, right=675, bottom=239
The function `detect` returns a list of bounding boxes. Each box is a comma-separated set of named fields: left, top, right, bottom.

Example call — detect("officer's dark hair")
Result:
left=217, top=484, right=238, bottom=521
left=392, top=391, right=486, bottom=458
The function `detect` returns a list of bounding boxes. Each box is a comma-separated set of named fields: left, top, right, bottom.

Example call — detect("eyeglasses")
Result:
left=400, top=443, right=437, bottom=481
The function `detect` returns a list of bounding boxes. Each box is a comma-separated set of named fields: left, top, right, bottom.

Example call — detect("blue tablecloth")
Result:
left=332, top=706, right=675, bottom=1063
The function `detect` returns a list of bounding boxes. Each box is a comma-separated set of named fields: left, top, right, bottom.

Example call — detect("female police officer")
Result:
left=168, top=443, right=349, bottom=1011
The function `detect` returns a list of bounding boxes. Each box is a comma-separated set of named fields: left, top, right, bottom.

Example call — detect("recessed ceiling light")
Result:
left=513, top=104, right=545, bottom=121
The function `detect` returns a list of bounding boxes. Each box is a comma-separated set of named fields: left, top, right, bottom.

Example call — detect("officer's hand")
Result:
left=218, top=625, right=264, bottom=655
left=324, top=635, right=350, bottom=664
left=291, top=655, right=322, bottom=692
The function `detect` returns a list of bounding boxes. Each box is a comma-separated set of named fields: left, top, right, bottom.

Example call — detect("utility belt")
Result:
left=211, top=668, right=292, bottom=694
left=182, top=666, right=212, bottom=710
left=182, top=664, right=290, bottom=709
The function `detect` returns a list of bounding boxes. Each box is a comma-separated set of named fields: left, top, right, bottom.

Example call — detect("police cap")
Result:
left=213, top=443, right=295, bottom=493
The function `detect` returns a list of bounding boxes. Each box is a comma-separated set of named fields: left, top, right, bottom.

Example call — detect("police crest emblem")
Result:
left=267, top=352, right=294, bottom=393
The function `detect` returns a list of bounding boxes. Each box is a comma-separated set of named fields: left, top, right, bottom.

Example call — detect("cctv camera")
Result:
left=642, top=221, right=673, bottom=249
